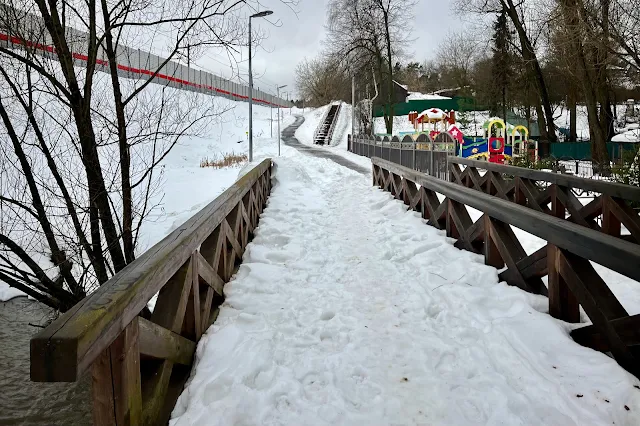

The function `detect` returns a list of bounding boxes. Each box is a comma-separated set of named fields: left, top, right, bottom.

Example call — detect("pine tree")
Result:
left=491, top=10, right=513, bottom=124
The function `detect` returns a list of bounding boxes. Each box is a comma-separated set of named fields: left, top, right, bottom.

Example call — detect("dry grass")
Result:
left=200, top=152, right=248, bottom=168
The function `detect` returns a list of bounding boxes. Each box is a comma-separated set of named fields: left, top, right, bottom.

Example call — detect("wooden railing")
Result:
left=30, top=159, right=273, bottom=425
left=448, top=157, right=640, bottom=243
left=372, top=157, right=640, bottom=379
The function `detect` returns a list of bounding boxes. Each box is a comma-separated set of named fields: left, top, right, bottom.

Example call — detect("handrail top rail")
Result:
left=31, top=159, right=272, bottom=382
left=448, top=156, right=640, bottom=202
left=371, top=157, right=640, bottom=283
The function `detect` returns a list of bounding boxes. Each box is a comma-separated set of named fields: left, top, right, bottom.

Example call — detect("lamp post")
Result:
left=277, top=85, right=287, bottom=156
left=248, top=10, right=273, bottom=162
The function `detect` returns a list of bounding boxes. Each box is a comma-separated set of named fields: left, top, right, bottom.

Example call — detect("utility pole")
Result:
left=351, top=75, right=356, bottom=139
left=277, top=84, right=287, bottom=157
left=248, top=10, right=273, bottom=162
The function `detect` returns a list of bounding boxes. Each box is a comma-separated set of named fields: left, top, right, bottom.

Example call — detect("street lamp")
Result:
left=277, top=84, right=287, bottom=156
left=248, top=10, right=273, bottom=162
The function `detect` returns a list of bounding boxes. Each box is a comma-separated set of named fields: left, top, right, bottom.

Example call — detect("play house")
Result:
left=459, top=118, right=537, bottom=163
left=408, top=108, right=456, bottom=140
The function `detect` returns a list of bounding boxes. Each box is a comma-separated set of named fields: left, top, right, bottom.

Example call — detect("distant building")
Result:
left=374, top=80, right=409, bottom=107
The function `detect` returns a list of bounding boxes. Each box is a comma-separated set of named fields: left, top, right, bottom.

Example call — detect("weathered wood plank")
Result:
left=488, top=218, right=547, bottom=295
left=602, top=196, right=622, bottom=237
left=195, top=251, right=224, bottom=297
left=558, top=250, right=636, bottom=376
left=572, top=314, right=640, bottom=352
left=607, top=196, right=640, bottom=242
left=141, top=360, right=173, bottom=426
left=498, top=245, right=548, bottom=284
left=91, top=318, right=142, bottom=426
left=547, top=245, right=580, bottom=323
left=200, top=287, right=214, bottom=334
left=182, top=255, right=202, bottom=341
left=138, top=317, right=195, bottom=366
left=151, top=258, right=193, bottom=333
left=484, top=216, right=504, bottom=269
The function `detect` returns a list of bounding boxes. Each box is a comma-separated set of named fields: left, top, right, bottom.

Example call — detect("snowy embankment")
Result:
left=0, top=87, right=300, bottom=301
left=136, top=103, right=300, bottom=254
left=170, top=152, right=640, bottom=426
left=294, top=103, right=373, bottom=171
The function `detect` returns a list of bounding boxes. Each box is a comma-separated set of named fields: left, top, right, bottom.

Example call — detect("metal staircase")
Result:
left=313, top=103, right=341, bottom=145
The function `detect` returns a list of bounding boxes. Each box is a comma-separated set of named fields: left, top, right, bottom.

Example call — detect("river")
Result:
left=0, top=297, right=91, bottom=425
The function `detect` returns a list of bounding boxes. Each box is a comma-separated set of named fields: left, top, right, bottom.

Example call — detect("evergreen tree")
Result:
left=491, top=10, right=512, bottom=123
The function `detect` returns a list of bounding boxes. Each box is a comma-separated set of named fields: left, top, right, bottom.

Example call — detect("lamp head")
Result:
left=251, top=10, right=273, bottom=18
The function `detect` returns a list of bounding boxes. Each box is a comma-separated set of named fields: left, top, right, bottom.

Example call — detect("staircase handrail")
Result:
left=325, top=104, right=342, bottom=146
left=313, top=105, right=333, bottom=142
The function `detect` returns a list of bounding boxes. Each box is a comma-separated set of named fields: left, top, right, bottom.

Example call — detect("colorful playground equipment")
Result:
left=458, top=118, right=538, bottom=163
left=401, top=111, right=538, bottom=164
left=408, top=108, right=456, bottom=139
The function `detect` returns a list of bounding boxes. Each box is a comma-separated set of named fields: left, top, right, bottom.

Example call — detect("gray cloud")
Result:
left=199, top=0, right=458, bottom=99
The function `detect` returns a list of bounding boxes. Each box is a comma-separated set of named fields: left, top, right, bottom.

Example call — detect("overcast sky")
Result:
left=197, top=0, right=459, bottom=100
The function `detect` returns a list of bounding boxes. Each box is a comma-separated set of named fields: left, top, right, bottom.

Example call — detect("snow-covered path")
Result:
left=170, top=154, right=640, bottom=426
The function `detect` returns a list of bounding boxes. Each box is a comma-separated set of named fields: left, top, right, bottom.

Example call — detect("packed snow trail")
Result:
left=282, top=115, right=370, bottom=174
left=170, top=154, right=640, bottom=425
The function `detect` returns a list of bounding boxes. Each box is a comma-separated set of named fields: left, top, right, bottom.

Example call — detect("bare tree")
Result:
left=554, top=0, right=615, bottom=171
left=295, top=56, right=351, bottom=106
left=458, top=0, right=559, bottom=152
left=324, top=0, right=416, bottom=135
left=436, top=31, right=481, bottom=92
left=0, top=0, right=298, bottom=311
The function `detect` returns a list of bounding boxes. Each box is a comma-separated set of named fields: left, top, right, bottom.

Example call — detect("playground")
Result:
left=397, top=107, right=537, bottom=165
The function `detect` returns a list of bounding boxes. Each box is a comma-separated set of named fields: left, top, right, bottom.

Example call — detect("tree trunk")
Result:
left=383, top=7, right=394, bottom=135
left=535, top=102, right=550, bottom=157
left=503, top=0, right=557, bottom=143
left=558, top=0, right=611, bottom=173
left=101, top=0, right=134, bottom=264
left=569, top=90, right=577, bottom=141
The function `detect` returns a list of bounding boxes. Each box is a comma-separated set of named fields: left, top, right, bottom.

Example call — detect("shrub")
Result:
left=200, top=152, right=248, bottom=168
left=612, top=146, right=640, bottom=187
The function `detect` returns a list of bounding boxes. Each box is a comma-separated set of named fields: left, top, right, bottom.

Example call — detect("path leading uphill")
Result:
left=169, top=152, right=639, bottom=426
left=282, top=115, right=370, bottom=174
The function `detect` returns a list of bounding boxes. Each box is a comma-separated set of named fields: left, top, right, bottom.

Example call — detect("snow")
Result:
left=170, top=152, right=640, bottom=426
left=418, top=108, right=447, bottom=121
left=612, top=128, right=640, bottom=143
left=0, top=87, right=301, bottom=301
left=294, top=104, right=330, bottom=145
left=292, top=104, right=373, bottom=171
left=0, top=285, right=25, bottom=301
left=407, top=92, right=451, bottom=101
left=138, top=104, right=300, bottom=254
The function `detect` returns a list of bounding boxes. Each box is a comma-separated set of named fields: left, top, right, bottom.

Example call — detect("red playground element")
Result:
left=488, top=137, right=505, bottom=163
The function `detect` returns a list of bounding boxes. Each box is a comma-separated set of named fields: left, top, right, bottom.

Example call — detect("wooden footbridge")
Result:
left=28, top=133, right=640, bottom=425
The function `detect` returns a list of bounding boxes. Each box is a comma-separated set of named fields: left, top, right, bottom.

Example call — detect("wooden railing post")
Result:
left=547, top=244, right=580, bottom=323
left=484, top=216, right=504, bottom=269
left=548, top=185, right=580, bottom=323
left=92, top=317, right=142, bottom=426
